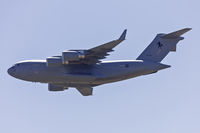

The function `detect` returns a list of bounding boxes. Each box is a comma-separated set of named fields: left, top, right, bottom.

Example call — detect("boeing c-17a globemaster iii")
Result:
left=8, top=28, right=191, bottom=96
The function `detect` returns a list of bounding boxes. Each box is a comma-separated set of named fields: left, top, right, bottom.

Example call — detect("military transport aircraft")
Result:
left=8, top=28, right=191, bottom=96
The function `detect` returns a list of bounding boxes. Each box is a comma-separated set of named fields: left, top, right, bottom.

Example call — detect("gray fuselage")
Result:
left=8, top=60, right=170, bottom=87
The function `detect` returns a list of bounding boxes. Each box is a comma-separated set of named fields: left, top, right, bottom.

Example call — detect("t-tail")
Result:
left=137, top=28, right=191, bottom=62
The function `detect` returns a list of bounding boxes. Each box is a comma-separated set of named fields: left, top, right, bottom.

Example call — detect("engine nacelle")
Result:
left=48, top=84, right=68, bottom=91
left=46, top=56, right=62, bottom=67
left=62, top=51, right=85, bottom=64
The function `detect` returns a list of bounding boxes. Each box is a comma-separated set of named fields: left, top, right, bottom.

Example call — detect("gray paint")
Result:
left=7, top=28, right=191, bottom=96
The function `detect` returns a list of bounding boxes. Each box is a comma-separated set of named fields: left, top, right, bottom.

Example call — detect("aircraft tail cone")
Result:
left=159, top=63, right=171, bottom=70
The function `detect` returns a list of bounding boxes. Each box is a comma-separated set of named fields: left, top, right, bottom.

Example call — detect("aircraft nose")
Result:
left=7, top=66, right=16, bottom=77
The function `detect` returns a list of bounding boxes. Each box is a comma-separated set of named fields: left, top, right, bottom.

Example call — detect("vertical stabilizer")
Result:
left=137, top=28, right=191, bottom=62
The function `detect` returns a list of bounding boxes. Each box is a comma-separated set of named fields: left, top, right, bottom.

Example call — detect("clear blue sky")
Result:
left=1, top=0, right=200, bottom=133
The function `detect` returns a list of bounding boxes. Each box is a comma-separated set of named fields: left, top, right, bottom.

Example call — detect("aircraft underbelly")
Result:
left=42, top=73, right=96, bottom=84
left=37, top=61, right=164, bottom=85
left=92, top=62, right=161, bottom=84
left=93, top=70, right=143, bottom=84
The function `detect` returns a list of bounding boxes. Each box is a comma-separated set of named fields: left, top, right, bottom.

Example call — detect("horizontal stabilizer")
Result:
left=162, top=28, right=191, bottom=39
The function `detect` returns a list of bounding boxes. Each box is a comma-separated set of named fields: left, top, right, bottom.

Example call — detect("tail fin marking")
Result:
left=137, top=28, right=191, bottom=62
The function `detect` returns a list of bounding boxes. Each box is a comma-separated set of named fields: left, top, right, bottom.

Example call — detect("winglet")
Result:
left=162, top=28, right=192, bottom=39
left=118, top=29, right=127, bottom=41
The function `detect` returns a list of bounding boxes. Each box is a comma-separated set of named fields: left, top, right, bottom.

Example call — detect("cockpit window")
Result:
left=14, top=64, right=20, bottom=67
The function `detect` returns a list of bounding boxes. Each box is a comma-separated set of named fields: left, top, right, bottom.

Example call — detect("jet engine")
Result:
left=48, top=84, right=68, bottom=91
left=46, top=56, right=62, bottom=67
left=62, top=51, right=85, bottom=64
